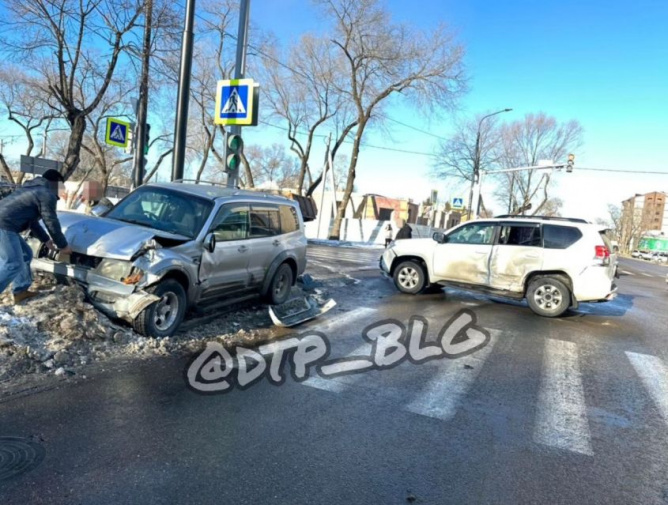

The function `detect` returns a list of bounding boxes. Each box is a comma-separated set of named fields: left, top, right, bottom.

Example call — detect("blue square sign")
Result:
left=215, top=79, right=256, bottom=126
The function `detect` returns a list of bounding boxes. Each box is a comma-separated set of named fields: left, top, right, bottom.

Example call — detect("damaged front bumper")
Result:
left=31, top=258, right=159, bottom=323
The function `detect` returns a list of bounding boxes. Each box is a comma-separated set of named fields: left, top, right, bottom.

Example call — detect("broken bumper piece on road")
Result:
left=31, top=258, right=159, bottom=323
left=269, top=295, right=337, bottom=327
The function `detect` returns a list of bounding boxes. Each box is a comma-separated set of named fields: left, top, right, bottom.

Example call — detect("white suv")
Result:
left=380, top=216, right=618, bottom=317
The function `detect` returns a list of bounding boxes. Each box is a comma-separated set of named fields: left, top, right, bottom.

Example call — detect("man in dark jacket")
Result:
left=0, top=169, right=71, bottom=304
left=395, top=219, right=413, bottom=240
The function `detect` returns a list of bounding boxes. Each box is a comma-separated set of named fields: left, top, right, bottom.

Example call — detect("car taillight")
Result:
left=595, top=245, right=610, bottom=263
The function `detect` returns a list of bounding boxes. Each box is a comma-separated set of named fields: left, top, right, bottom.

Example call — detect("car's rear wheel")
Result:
left=526, top=276, right=570, bottom=317
left=393, top=260, right=426, bottom=294
left=133, top=279, right=187, bottom=337
left=267, top=263, right=294, bottom=305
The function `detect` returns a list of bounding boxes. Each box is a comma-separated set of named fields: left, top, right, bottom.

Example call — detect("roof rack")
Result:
left=494, top=215, right=590, bottom=223
left=172, top=179, right=238, bottom=189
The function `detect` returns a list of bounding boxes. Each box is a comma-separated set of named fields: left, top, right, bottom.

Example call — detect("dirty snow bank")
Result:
left=0, top=274, right=332, bottom=384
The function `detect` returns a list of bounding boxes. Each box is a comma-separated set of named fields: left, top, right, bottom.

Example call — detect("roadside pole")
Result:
left=133, top=0, right=153, bottom=189
left=316, top=134, right=332, bottom=240
left=172, top=0, right=196, bottom=182
left=226, top=0, right=251, bottom=188
left=472, top=156, right=575, bottom=219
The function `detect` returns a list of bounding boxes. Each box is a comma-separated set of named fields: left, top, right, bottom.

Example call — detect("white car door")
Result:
left=489, top=223, right=543, bottom=292
left=432, top=222, right=497, bottom=285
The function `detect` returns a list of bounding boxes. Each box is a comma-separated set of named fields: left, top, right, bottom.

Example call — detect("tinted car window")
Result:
left=210, top=204, right=249, bottom=242
left=543, top=225, right=583, bottom=249
left=280, top=205, right=299, bottom=233
left=447, top=223, right=496, bottom=245
left=250, top=204, right=281, bottom=237
left=499, top=225, right=541, bottom=247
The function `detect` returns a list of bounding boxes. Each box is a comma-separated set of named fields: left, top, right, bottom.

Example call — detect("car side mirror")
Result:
left=433, top=232, right=447, bottom=244
left=204, top=232, right=216, bottom=253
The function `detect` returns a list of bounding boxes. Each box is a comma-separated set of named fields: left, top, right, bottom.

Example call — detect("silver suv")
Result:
left=28, top=182, right=307, bottom=337
left=381, top=215, right=618, bottom=317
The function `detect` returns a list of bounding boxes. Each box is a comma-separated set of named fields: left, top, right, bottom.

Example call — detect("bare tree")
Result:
left=244, top=144, right=300, bottom=189
left=0, top=0, right=144, bottom=180
left=0, top=68, right=63, bottom=183
left=260, top=34, right=346, bottom=194
left=433, top=114, right=503, bottom=182
left=494, top=113, right=583, bottom=215
left=317, top=0, right=466, bottom=239
left=619, top=202, right=649, bottom=254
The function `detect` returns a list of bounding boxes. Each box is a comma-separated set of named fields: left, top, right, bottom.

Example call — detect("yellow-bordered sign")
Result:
left=105, top=118, right=130, bottom=148
left=214, top=79, right=257, bottom=126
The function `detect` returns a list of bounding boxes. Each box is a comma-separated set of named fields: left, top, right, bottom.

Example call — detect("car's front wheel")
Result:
left=526, top=276, right=570, bottom=317
left=393, top=260, right=426, bottom=294
left=133, top=279, right=187, bottom=337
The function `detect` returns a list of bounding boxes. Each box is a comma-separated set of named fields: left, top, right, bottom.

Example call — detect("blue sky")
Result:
left=245, top=0, right=668, bottom=221
left=1, top=0, right=666, bottom=222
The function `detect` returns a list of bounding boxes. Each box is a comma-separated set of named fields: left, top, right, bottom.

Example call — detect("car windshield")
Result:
left=105, top=187, right=213, bottom=239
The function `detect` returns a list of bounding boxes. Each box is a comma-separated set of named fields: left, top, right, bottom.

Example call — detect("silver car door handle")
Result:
left=273, top=240, right=280, bottom=246
left=238, top=245, right=248, bottom=253
left=525, top=253, right=540, bottom=259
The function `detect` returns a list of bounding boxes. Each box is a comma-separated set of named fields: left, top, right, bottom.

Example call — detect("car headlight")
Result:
left=96, top=259, right=143, bottom=284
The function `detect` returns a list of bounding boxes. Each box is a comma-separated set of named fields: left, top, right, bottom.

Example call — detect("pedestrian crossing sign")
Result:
left=214, top=79, right=258, bottom=126
left=452, top=197, right=464, bottom=209
left=105, top=118, right=130, bottom=148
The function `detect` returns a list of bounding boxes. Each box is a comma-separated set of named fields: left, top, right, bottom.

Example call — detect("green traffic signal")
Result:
left=226, top=133, right=243, bottom=173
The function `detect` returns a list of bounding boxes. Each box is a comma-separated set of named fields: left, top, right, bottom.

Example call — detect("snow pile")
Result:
left=0, top=274, right=333, bottom=384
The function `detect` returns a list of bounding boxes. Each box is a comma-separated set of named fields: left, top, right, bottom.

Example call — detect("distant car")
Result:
left=380, top=216, right=618, bottom=317
left=27, top=182, right=308, bottom=337
left=640, top=251, right=654, bottom=261
left=631, top=250, right=641, bottom=258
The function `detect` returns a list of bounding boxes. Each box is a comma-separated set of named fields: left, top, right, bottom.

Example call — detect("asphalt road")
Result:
left=1, top=248, right=668, bottom=504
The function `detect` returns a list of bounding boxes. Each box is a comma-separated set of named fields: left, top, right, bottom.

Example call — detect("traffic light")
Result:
left=566, top=153, right=575, bottom=173
left=226, top=132, right=243, bottom=173
left=144, top=123, right=150, bottom=155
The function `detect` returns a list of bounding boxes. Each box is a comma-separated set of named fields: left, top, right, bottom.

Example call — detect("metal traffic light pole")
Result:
left=132, top=0, right=153, bottom=189
left=172, top=0, right=196, bottom=182
left=226, top=0, right=251, bottom=188
left=471, top=155, right=575, bottom=218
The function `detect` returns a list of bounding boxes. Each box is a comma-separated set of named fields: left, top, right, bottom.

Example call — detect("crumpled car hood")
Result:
left=58, top=212, right=190, bottom=260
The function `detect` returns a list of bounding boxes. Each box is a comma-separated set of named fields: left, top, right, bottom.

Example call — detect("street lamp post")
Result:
left=466, top=108, right=512, bottom=220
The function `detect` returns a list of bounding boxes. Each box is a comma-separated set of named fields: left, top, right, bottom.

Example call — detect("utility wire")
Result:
left=259, top=120, right=438, bottom=157
left=194, top=13, right=667, bottom=176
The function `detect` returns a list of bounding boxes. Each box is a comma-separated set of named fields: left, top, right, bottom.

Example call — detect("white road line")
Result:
left=534, top=339, right=593, bottom=456
left=621, top=270, right=634, bottom=276
left=302, top=344, right=370, bottom=393
left=404, top=330, right=498, bottom=422
left=300, top=308, right=375, bottom=392
left=314, top=307, right=377, bottom=332
left=307, top=253, right=378, bottom=265
left=641, top=272, right=653, bottom=277
left=626, top=352, right=668, bottom=423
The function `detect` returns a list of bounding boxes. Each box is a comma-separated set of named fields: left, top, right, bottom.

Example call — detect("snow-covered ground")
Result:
left=0, top=273, right=337, bottom=386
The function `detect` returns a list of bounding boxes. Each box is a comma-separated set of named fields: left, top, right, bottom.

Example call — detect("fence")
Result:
left=305, top=217, right=443, bottom=246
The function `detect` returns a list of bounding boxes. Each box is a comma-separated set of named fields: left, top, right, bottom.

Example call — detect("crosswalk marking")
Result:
left=307, top=251, right=380, bottom=265
left=626, top=352, right=668, bottom=423
left=404, top=330, right=497, bottom=421
left=621, top=270, right=634, bottom=276
left=303, top=344, right=370, bottom=392
left=641, top=272, right=653, bottom=277
left=296, top=307, right=668, bottom=455
left=534, top=339, right=593, bottom=456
